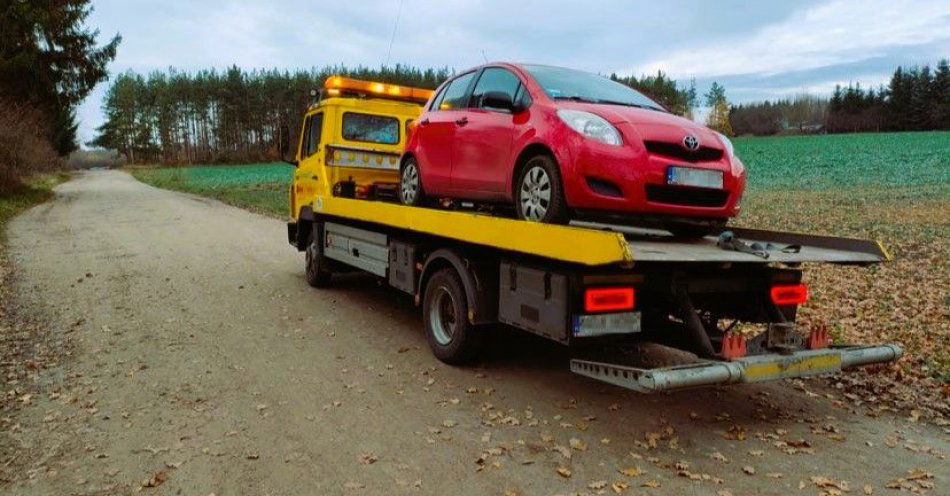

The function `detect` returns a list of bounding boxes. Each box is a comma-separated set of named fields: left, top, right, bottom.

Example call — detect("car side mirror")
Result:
left=482, top=91, right=516, bottom=112
left=278, top=123, right=298, bottom=166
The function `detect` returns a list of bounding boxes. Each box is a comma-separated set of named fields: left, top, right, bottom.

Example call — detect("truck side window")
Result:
left=437, top=72, right=476, bottom=110
left=471, top=68, right=522, bottom=110
left=299, top=117, right=312, bottom=158
left=306, top=113, right=323, bottom=157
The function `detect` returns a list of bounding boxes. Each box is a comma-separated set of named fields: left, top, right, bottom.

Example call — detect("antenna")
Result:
left=385, top=0, right=405, bottom=67
left=481, top=50, right=488, bottom=63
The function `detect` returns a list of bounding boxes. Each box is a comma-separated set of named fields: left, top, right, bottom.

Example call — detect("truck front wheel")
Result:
left=423, top=268, right=482, bottom=364
left=305, top=225, right=332, bottom=287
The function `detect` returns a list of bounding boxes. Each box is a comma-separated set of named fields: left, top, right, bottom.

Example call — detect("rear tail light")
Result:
left=770, top=284, right=808, bottom=305
left=584, top=287, right=635, bottom=313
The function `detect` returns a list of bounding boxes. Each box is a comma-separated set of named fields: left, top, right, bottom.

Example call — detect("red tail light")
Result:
left=770, top=284, right=808, bottom=305
left=584, top=287, right=635, bottom=313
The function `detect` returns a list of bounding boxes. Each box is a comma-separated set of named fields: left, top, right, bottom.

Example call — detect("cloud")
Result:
left=636, top=0, right=950, bottom=78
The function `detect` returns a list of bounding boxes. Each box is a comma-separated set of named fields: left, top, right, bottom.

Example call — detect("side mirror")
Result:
left=278, top=123, right=297, bottom=166
left=482, top=91, right=516, bottom=112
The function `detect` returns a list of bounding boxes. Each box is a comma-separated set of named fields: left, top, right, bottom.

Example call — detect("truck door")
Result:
left=294, top=112, right=324, bottom=210
left=451, top=67, right=520, bottom=198
left=413, top=71, right=476, bottom=194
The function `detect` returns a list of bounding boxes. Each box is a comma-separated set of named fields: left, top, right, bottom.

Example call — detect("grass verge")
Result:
left=0, top=172, right=71, bottom=232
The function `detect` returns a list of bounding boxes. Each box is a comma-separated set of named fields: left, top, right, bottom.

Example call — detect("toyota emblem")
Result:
left=683, top=134, right=700, bottom=151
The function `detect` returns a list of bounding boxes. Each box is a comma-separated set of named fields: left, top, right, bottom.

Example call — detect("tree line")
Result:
left=90, top=65, right=451, bottom=164
left=730, top=59, right=949, bottom=136
left=0, top=0, right=119, bottom=190
left=93, top=66, right=700, bottom=164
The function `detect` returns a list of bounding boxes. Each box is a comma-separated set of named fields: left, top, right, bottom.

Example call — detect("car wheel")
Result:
left=515, top=155, right=569, bottom=223
left=305, top=225, right=332, bottom=287
left=400, top=158, right=427, bottom=206
left=423, top=268, right=483, bottom=364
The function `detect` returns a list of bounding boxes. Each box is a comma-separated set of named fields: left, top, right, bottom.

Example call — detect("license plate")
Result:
left=667, top=167, right=723, bottom=189
left=573, top=312, right=641, bottom=337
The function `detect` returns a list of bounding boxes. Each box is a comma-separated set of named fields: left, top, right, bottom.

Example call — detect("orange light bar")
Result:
left=323, top=76, right=434, bottom=104
left=770, top=284, right=808, bottom=305
left=584, top=287, right=635, bottom=313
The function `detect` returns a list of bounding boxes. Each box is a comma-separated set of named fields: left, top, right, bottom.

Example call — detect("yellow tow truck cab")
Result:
left=289, top=77, right=433, bottom=220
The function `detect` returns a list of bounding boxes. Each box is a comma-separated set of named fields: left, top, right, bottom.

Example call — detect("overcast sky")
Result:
left=77, top=0, right=949, bottom=144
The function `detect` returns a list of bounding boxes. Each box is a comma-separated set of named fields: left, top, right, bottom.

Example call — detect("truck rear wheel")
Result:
left=305, top=225, right=332, bottom=287
left=423, top=268, right=482, bottom=364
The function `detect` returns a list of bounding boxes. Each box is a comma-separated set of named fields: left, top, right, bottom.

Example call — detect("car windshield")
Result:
left=522, top=64, right=665, bottom=112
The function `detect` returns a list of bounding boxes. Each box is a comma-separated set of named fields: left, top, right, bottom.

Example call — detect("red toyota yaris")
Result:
left=399, top=63, right=746, bottom=236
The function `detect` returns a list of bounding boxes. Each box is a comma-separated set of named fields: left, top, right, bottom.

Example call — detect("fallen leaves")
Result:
left=556, top=467, right=572, bottom=478
left=618, top=466, right=643, bottom=477
left=142, top=470, right=168, bottom=488
left=723, top=425, right=747, bottom=441
left=885, top=468, right=935, bottom=491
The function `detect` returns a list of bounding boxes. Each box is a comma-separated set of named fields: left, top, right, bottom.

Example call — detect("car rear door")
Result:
left=450, top=68, right=522, bottom=198
left=412, top=72, right=477, bottom=194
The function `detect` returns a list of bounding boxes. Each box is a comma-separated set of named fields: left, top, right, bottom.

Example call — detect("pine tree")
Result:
left=0, top=0, right=120, bottom=153
left=704, top=82, right=733, bottom=136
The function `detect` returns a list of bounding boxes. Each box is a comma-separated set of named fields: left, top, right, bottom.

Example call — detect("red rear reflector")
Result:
left=584, top=287, right=635, bottom=313
left=720, top=332, right=747, bottom=360
left=770, top=284, right=808, bottom=305
left=807, top=327, right=830, bottom=349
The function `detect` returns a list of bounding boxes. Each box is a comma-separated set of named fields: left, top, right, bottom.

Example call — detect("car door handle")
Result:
left=419, top=118, right=430, bottom=126
left=455, top=117, right=469, bottom=126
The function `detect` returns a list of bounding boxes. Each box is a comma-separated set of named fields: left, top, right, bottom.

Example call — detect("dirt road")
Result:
left=3, top=170, right=946, bottom=495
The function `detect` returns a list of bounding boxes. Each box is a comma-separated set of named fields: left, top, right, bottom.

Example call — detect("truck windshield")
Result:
left=342, top=112, right=400, bottom=145
left=522, top=65, right=665, bottom=112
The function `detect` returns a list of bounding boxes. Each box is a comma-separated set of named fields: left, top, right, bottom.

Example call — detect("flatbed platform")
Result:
left=312, top=196, right=889, bottom=266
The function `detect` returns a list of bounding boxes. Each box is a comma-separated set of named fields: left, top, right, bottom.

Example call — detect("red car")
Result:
left=399, top=63, right=746, bottom=236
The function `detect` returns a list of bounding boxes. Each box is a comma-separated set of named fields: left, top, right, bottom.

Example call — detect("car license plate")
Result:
left=667, top=167, right=723, bottom=189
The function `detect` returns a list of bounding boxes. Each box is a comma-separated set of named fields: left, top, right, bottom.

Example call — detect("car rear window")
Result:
left=342, top=112, right=399, bottom=145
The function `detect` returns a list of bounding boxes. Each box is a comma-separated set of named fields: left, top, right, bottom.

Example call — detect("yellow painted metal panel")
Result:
left=742, top=353, right=842, bottom=381
left=312, top=196, right=634, bottom=266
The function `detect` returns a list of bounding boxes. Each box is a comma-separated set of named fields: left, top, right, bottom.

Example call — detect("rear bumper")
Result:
left=570, top=344, right=902, bottom=393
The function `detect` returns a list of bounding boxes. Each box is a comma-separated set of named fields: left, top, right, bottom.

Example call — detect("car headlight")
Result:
left=556, top=109, right=622, bottom=146
left=715, top=131, right=735, bottom=157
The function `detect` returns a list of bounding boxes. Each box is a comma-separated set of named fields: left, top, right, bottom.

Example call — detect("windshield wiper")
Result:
left=592, top=99, right=664, bottom=112
left=552, top=95, right=597, bottom=103
left=553, top=95, right=664, bottom=112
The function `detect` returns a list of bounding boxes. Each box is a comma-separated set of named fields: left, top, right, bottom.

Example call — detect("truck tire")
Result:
left=515, top=155, right=569, bottom=224
left=423, top=268, right=482, bottom=364
left=305, top=225, right=332, bottom=287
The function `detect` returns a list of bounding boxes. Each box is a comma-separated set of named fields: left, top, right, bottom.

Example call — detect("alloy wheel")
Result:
left=519, top=165, right=552, bottom=221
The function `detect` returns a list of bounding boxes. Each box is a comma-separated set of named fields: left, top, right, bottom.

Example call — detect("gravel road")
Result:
left=3, top=170, right=945, bottom=495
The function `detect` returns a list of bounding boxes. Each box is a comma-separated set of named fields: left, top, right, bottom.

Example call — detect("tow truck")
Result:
left=280, top=77, right=902, bottom=393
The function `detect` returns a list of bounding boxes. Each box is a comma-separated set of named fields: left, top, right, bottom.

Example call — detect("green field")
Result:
left=130, top=163, right=294, bottom=216
left=130, top=131, right=949, bottom=380
left=130, top=131, right=950, bottom=219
